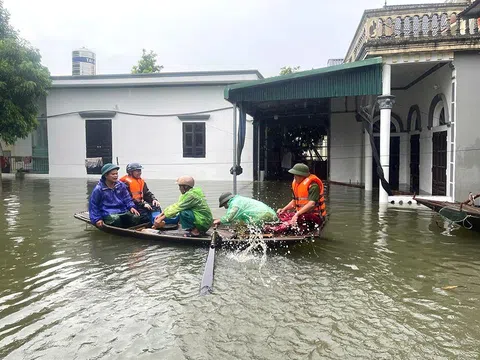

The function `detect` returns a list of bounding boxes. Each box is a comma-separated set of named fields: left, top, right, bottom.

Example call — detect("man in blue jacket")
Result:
left=89, top=163, right=140, bottom=228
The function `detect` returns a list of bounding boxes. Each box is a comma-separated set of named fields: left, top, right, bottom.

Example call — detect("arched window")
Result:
left=428, top=94, right=449, bottom=129
left=373, top=119, right=398, bottom=133
left=407, top=105, right=422, bottom=132
left=439, top=108, right=446, bottom=126
left=372, top=112, right=403, bottom=133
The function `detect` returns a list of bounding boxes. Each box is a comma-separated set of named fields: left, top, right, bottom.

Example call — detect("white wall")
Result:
left=47, top=85, right=253, bottom=181
left=330, top=99, right=363, bottom=184
left=454, top=52, right=480, bottom=200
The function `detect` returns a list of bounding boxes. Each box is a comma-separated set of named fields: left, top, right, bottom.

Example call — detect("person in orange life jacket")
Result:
left=274, top=163, right=326, bottom=234
left=120, top=163, right=160, bottom=222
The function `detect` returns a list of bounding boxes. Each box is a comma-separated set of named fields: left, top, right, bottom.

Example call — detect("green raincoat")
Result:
left=220, top=195, right=278, bottom=226
left=163, top=187, right=213, bottom=232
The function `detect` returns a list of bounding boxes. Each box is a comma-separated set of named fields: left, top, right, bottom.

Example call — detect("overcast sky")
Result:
left=4, top=0, right=446, bottom=77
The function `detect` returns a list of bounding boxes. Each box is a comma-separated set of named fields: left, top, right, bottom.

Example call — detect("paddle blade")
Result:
left=200, top=247, right=215, bottom=295
left=199, top=230, right=218, bottom=296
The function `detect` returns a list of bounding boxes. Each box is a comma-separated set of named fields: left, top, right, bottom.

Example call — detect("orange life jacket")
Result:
left=120, top=175, right=145, bottom=201
left=292, top=174, right=327, bottom=217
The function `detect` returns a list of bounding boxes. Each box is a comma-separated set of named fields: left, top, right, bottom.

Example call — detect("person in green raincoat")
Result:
left=152, top=175, right=213, bottom=237
left=213, top=192, right=278, bottom=227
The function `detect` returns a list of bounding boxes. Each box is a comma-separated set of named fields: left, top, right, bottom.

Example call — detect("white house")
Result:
left=2, top=70, right=262, bottom=181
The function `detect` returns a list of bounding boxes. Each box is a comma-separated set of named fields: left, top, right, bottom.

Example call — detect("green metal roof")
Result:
left=224, top=57, right=383, bottom=103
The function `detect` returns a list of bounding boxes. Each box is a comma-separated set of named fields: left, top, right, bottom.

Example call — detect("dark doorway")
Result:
left=432, top=130, right=447, bottom=195
left=86, top=120, right=112, bottom=175
left=410, top=134, right=420, bottom=194
left=372, top=136, right=400, bottom=190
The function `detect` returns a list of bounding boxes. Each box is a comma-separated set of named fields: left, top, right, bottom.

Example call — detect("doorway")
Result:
left=410, top=134, right=420, bottom=193
left=85, top=120, right=112, bottom=175
left=432, top=130, right=447, bottom=195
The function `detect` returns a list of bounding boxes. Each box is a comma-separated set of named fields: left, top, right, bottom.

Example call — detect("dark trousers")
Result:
left=103, top=212, right=143, bottom=228
left=179, top=209, right=195, bottom=230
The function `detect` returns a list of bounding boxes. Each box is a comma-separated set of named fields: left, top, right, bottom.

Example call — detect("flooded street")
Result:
left=1, top=177, right=480, bottom=359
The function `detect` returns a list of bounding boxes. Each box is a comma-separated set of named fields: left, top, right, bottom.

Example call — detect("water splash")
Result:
left=229, top=224, right=268, bottom=269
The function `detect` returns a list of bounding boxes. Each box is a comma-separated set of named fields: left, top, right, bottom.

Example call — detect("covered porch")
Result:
left=225, top=55, right=456, bottom=203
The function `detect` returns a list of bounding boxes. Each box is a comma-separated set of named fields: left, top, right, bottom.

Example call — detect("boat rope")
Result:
left=463, top=216, right=473, bottom=230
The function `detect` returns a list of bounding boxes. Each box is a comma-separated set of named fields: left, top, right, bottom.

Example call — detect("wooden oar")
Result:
left=199, top=227, right=218, bottom=296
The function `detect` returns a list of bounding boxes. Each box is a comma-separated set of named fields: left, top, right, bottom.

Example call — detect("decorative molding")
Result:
left=177, top=114, right=210, bottom=121
left=377, top=95, right=396, bottom=110
left=79, top=111, right=117, bottom=118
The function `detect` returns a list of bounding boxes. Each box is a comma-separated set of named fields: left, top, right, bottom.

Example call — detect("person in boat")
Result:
left=268, top=163, right=327, bottom=235
left=120, top=162, right=161, bottom=223
left=88, top=163, right=141, bottom=228
left=152, top=175, right=213, bottom=237
left=213, top=192, right=278, bottom=227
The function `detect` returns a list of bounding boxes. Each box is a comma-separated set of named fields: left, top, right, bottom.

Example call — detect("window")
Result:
left=183, top=122, right=205, bottom=158
left=373, top=119, right=397, bottom=133
left=439, top=108, right=446, bottom=125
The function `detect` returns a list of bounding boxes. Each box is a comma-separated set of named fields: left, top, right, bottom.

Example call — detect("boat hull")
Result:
left=74, top=211, right=320, bottom=247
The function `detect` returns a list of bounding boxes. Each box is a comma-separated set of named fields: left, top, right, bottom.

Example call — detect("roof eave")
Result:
left=224, top=57, right=383, bottom=103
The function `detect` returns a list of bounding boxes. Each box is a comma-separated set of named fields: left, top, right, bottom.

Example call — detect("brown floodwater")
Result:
left=1, top=177, right=480, bottom=359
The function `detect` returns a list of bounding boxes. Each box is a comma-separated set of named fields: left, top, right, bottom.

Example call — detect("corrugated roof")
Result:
left=224, top=57, right=383, bottom=103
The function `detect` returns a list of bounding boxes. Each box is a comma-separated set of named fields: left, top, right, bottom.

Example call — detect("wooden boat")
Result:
left=414, top=196, right=480, bottom=232
left=73, top=211, right=321, bottom=247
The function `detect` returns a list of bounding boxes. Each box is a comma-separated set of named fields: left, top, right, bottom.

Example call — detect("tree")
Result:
left=279, top=65, right=300, bottom=75
left=0, top=1, right=51, bottom=148
left=131, top=49, right=163, bottom=74
left=0, top=0, right=15, bottom=39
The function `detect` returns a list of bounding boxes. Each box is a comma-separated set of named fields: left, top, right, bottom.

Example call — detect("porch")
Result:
left=224, top=56, right=458, bottom=203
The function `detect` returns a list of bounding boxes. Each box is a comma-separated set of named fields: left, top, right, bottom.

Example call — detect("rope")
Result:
left=463, top=216, right=473, bottom=230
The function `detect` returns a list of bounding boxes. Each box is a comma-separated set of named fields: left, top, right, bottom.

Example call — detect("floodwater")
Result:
left=1, top=177, right=480, bottom=359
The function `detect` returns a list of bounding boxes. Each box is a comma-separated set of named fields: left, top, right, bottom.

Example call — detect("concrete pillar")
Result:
left=364, top=129, right=373, bottom=191
left=377, top=64, right=396, bottom=204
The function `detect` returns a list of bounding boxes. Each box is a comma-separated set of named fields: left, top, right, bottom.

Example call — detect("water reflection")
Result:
left=1, top=178, right=480, bottom=359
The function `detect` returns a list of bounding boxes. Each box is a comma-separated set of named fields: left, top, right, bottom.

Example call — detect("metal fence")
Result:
left=1, top=156, right=49, bottom=174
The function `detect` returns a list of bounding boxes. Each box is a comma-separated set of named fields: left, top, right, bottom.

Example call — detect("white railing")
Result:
left=345, top=4, right=479, bottom=62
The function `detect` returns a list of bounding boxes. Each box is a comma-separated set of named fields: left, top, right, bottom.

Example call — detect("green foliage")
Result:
left=279, top=65, right=300, bottom=75
left=283, top=125, right=326, bottom=160
left=131, top=49, right=163, bottom=74
left=0, top=0, right=51, bottom=145
left=0, top=0, right=15, bottom=39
